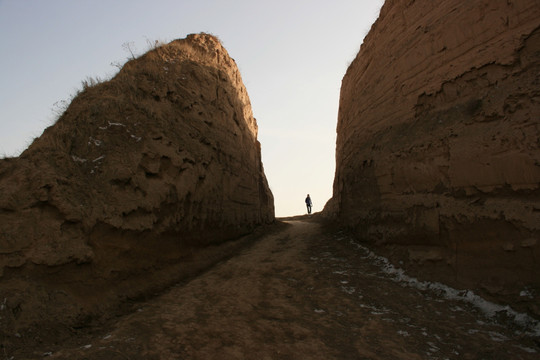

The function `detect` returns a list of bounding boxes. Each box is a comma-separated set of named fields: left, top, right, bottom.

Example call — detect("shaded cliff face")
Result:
left=0, top=34, right=274, bottom=332
left=328, top=0, right=540, bottom=303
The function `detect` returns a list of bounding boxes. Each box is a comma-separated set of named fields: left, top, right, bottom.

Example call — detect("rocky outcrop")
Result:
left=327, top=0, right=540, bottom=306
left=0, top=33, right=274, bottom=334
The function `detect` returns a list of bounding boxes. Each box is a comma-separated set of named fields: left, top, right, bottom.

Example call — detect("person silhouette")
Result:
left=305, top=194, right=312, bottom=214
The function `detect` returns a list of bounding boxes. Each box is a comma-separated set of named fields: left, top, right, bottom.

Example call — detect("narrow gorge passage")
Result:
left=40, top=218, right=539, bottom=359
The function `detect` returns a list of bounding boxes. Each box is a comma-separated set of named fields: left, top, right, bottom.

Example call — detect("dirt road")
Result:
left=22, top=218, right=540, bottom=359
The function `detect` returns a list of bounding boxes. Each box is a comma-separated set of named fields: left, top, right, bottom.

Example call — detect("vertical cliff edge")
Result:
left=327, top=0, right=540, bottom=311
left=0, top=33, right=274, bottom=335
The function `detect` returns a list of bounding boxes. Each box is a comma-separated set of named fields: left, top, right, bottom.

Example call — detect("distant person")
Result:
left=305, top=194, right=312, bottom=214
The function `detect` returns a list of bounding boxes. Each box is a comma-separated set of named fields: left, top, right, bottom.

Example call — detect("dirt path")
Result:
left=25, top=219, right=540, bottom=359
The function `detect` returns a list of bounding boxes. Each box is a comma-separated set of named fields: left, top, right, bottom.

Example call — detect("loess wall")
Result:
left=327, top=0, right=540, bottom=306
left=0, top=33, right=274, bottom=334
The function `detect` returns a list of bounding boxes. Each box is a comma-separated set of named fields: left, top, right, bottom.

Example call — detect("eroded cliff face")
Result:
left=0, top=33, right=274, bottom=333
left=328, top=0, right=540, bottom=306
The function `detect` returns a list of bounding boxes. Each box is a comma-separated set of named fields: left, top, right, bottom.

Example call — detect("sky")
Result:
left=0, top=0, right=384, bottom=217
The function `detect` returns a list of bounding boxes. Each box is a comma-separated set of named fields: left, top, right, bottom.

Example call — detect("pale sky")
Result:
left=0, top=0, right=383, bottom=217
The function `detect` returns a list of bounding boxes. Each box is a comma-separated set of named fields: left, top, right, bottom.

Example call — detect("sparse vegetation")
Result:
left=81, top=75, right=104, bottom=90
left=51, top=98, right=70, bottom=119
left=122, top=41, right=137, bottom=60
left=144, top=36, right=167, bottom=51
left=49, top=37, right=168, bottom=125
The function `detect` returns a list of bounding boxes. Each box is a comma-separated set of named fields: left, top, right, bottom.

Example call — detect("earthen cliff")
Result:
left=0, top=33, right=274, bottom=334
left=326, top=0, right=540, bottom=309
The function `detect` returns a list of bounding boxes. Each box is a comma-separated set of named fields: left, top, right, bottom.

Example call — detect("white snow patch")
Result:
left=71, top=155, right=87, bottom=163
left=108, top=121, right=125, bottom=127
left=341, top=286, right=356, bottom=294
left=520, top=288, right=534, bottom=299
left=92, top=155, right=105, bottom=162
left=88, top=137, right=102, bottom=146
left=314, top=309, right=325, bottom=314
left=397, top=330, right=410, bottom=337
left=99, top=121, right=126, bottom=130
left=488, top=331, right=508, bottom=342
left=514, top=344, right=537, bottom=353
left=360, top=303, right=390, bottom=315
left=348, top=238, right=540, bottom=337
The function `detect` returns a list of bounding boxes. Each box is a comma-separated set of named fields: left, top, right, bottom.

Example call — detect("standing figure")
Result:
left=305, top=194, right=312, bottom=214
